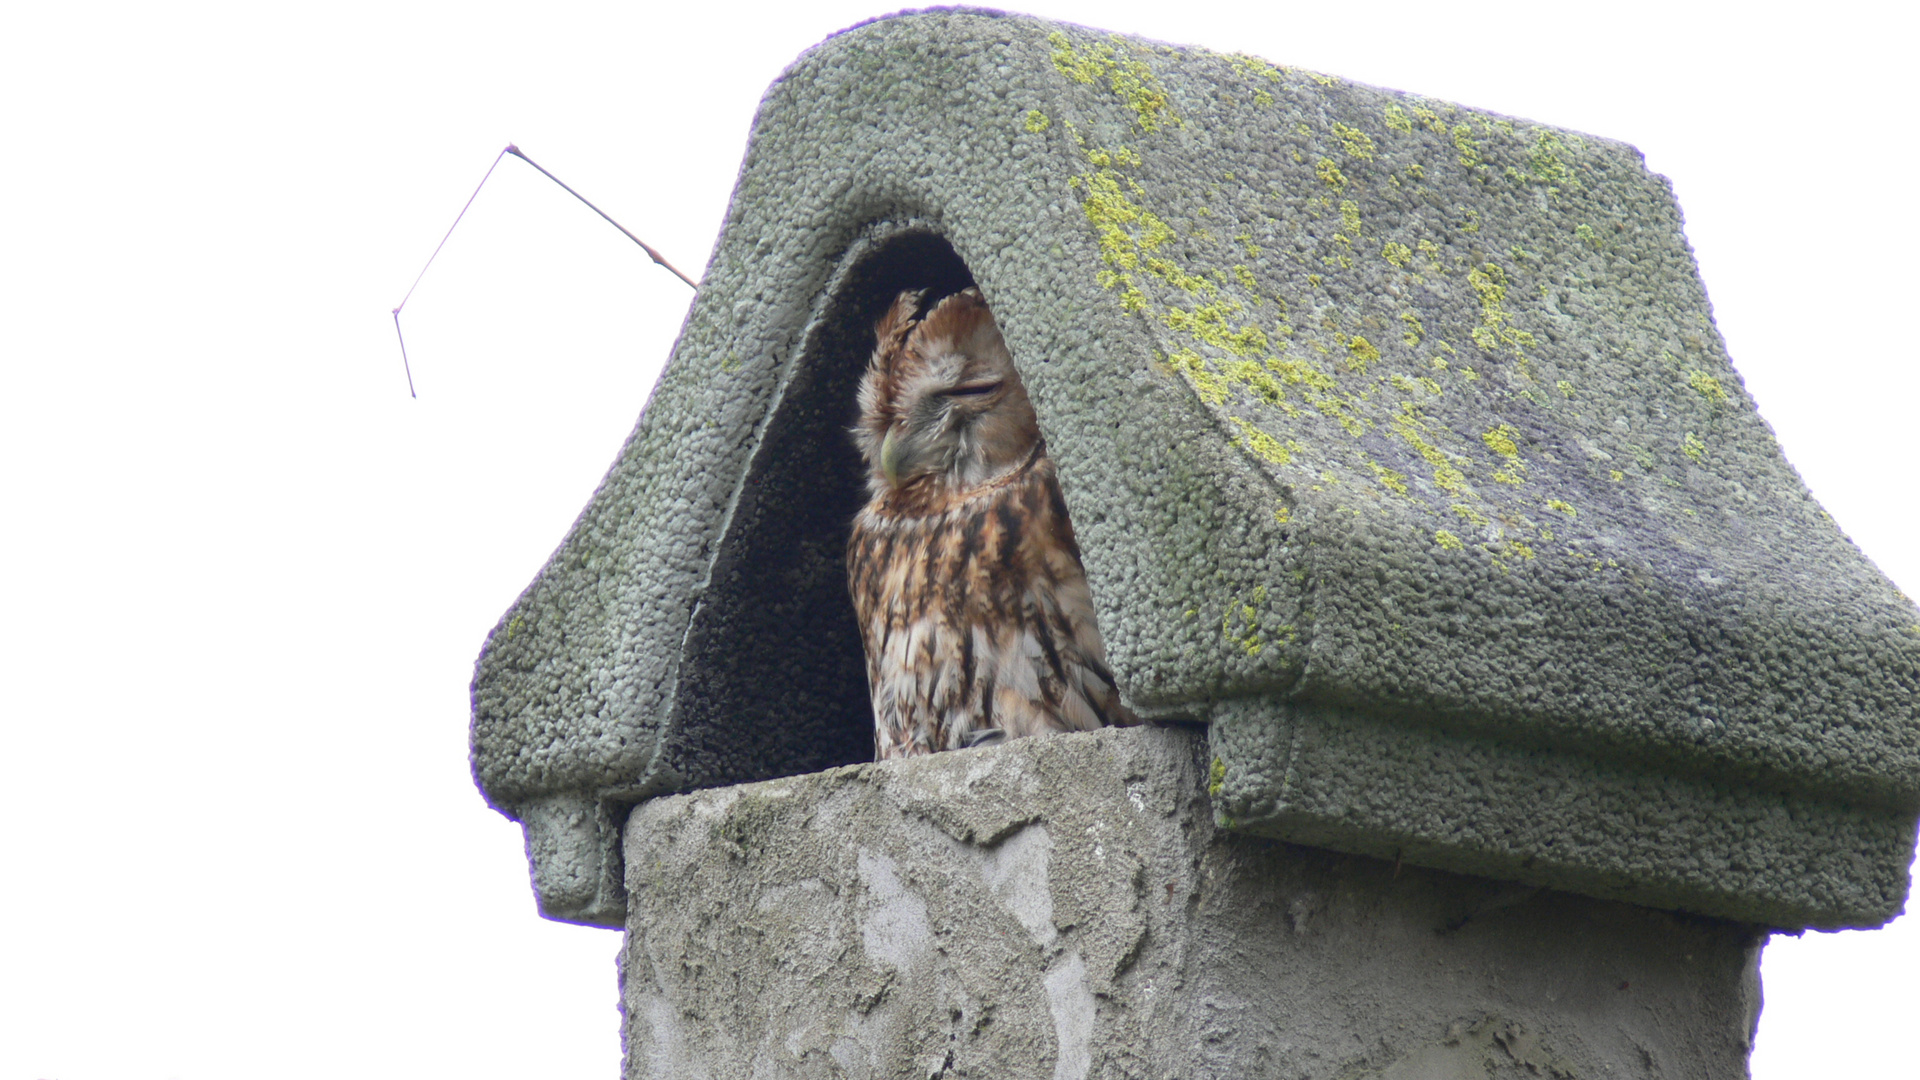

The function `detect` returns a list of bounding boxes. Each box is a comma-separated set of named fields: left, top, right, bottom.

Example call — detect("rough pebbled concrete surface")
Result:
left=622, top=726, right=1765, bottom=1079
left=1207, top=701, right=1917, bottom=930
left=471, top=8, right=1920, bottom=928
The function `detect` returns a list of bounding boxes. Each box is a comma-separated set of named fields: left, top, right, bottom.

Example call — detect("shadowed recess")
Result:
left=661, top=227, right=978, bottom=785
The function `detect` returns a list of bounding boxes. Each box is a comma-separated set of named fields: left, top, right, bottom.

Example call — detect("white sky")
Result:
left=2, top=2, right=1913, bottom=1077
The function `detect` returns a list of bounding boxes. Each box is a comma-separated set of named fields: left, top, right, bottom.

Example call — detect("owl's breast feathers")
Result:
left=847, top=446, right=1138, bottom=759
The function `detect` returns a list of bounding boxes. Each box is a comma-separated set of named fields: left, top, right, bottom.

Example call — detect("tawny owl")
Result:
left=847, top=287, right=1138, bottom=759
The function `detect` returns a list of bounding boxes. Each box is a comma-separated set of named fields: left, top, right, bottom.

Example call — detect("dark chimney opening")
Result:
left=660, top=226, right=976, bottom=789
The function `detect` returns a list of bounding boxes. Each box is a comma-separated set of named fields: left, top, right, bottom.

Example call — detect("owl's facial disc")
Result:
left=860, top=288, right=1042, bottom=497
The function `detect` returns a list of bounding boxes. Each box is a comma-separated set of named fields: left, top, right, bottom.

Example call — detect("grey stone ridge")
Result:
left=622, top=726, right=1765, bottom=1080
left=470, top=8, right=1920, bottom=930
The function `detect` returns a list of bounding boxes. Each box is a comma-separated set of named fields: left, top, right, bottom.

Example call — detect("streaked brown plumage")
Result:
left=847, top=287, right=1138, bottom=759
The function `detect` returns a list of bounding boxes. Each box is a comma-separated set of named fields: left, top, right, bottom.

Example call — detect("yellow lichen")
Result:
left=1263, top=353, right=1361, bottom=436
left=1222, top=585, right=1267, bottom=656
left=1347, top=336, right=1381, bottom=373
left=1466, top=263, right=1537, bottom=356
left=1394, top=406, right=1467, bottom=493
left=1338, top=201, right=1362, bottom=237
left=1230, top=417, right=1293, bottom=465
left=1166, top=348, right=1229, bottom=405
left=1047, top=32, right=1180, bottom=132
left=1527, top=130, right=1575, bottom=187
left=1228, top=53, right=1284, bottom=83
left=1434, top=530, right=1464, bottom=550
left=1382, top=241, right=1412, bottom=268
left=1266, top=354, right=1338, bottom=392
left=1331, top=121, right=1376, bottom=161
left=1221, top=360, right=1285, bottom=405
left=1024, top=109, right=1051, bottom=134
left=1687, top=370, right=1729, bottom=406
left=1416, top=239, right=1444, bottom=274
left=1164, top=301, right=1269, bottom=355
left=1146, top=256, right=1216, bottom=295
left=1078, top=167, right=1176, bottom=273
left=1451, top=124, right=1483, bottom=168
left=1481, top=424, right=1521, bottom=460
left=1363, top=456, right=1409, bottom=496
left=1083, top=143, right=1142, bottom=169
left=1479, top=424, right=1525, bottom=484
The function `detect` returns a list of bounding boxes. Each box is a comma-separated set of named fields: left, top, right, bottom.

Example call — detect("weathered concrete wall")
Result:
left=622, top=726, right=1762, bottom=1079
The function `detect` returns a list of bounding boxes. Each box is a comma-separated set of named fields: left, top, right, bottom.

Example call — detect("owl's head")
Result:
left=854, top=288, right=1043, bottom=500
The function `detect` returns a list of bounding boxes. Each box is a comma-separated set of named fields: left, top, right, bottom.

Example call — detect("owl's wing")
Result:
left=985, top=468, right=1139, bottom=737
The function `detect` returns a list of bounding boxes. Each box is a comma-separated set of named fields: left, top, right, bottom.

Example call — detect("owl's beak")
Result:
left=879, top=427, right=904, bottom=488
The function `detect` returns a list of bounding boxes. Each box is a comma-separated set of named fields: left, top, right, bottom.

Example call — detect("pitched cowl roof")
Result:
left=471, top=8, right=1920, bottom=930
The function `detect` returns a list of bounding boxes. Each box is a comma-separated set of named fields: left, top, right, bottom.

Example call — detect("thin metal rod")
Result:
left=390, top=146, right=509, bottom=398
left=391, top=143, right=696, bottom=397
left=505, top=144, right=698, bottom=289
left=394, top=147, right=509, bottom=318
left=393, top=310, right=418, bottom=398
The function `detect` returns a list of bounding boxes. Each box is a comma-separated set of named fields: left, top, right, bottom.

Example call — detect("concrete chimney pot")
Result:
left=620, top=725, right=1768, bottom=1078
left=469, top=4, right=1920, bottom=965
